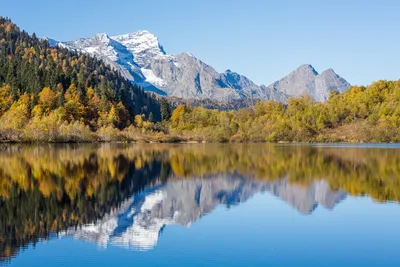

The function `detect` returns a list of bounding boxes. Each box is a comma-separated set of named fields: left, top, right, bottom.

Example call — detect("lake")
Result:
left=0, top=143, right=399, bottom=266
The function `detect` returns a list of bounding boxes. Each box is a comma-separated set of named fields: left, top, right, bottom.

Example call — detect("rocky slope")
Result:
left=266, top=64, right=351, bottom=101
left=50, top=32, right=350, bottom=102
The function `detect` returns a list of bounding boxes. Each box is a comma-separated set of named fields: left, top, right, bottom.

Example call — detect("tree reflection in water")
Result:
left=1, top=143, right=399, bottom=261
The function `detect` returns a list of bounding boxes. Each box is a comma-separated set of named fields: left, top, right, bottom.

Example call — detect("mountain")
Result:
left=59, top=33, right=155, bottom=92
left=220, top=70, right=288, bottom=101
left=0, top=17, right=161, bottom=127
left=266, top=64, right=351, bottom=101
left=50, top=32, right=350, bottom=102
left=64, top=175, right=345, bottom=251
left=55, top=32, right=265, bottom=101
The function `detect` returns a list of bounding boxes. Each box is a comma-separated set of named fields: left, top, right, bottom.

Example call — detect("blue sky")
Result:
left=2, top=0, right=399, bottom=86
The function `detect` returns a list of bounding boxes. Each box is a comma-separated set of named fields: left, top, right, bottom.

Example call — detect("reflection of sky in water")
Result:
left=9, top=193, right=400, bottom=267
left=2, top=143, right=400, bottom=266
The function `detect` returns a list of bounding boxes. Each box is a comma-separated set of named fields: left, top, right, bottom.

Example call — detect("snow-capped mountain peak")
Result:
left=111, top=30, right=169, bottom=68
left=94, top=33, right=110, bottom=43
left=48, top=30, right=351, bottom=102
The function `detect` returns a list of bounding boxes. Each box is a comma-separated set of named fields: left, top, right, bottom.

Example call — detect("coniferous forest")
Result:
left=1, top=17, right=400, bottom=143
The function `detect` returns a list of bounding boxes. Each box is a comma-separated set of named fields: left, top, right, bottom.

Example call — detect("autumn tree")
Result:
left=38, top=87, right=56, bottom=113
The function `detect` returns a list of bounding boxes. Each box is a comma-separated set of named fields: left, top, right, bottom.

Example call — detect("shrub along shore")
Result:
left=2, top=79, right=400, bottom=144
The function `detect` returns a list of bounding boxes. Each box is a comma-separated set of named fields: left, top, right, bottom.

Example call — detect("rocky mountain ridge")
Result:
left=48, top=31, right=351, bottom=102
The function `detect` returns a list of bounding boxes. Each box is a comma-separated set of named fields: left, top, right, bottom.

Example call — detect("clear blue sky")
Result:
left=2, top=0, right=399, bottom=86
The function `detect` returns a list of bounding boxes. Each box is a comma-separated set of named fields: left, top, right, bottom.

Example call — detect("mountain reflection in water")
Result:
left=0, top=143, right=399, bottom=261
left=64, top=176, right=345, bottom=251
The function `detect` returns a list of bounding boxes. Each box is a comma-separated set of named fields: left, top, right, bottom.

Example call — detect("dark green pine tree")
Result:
left=119, top=82, right=126, bottom=103
left=77, top=67, right=87, bottom=103
left=160, top=98, right=171, bottom=121
left=58, top=89, right=65, bottom=107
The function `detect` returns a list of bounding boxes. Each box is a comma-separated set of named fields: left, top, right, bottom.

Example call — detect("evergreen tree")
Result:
left=160, top=98, right=171, bottom=121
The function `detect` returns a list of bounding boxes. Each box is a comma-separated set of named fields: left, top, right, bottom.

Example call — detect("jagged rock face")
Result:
left=112, top=31, right=169, bottom=68
left=315, top=69, right=351, bottom=100
left=148, top=53, right=241, bottom=100
left=259, top=84, right=289, bottom=103
left=218, top=69, right=288, bottom=100
left=266, top=64, right=351, bottom=101
left=50, top=31, right=350, bottom=102
left=53, top=32, right=266, bottom=101
left=65, top=175, right=345, bottom=251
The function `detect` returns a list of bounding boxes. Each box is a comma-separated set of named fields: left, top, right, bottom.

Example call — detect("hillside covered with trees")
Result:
left=0, top=17, right=164, bottom=142
left=0, top=17, right=400, bottom=143
left=168, top=80, right=400, bottom=143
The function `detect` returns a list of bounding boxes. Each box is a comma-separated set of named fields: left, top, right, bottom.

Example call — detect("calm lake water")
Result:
left=0, top=143, right=399, bottom=266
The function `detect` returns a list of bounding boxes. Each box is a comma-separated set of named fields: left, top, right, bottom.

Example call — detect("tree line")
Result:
left=0, top=17, right=171, bottom=142
left=169, top=80, right=400, bottom=143
left=1, top=17, right=400, bottom=143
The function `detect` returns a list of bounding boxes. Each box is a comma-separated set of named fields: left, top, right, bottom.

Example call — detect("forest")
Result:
left=0, top=17, right=166, bottom=142
left=168, top=80, right=400, bottom=143
left=1, top=17, right=400, bottom=143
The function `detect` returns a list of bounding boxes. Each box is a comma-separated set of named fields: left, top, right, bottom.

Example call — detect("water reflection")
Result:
left=64, top=175, right=346, bottom=251
left=0, top=143, right=399, bottom=262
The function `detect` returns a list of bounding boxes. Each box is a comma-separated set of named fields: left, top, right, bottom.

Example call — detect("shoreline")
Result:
left=0, top=139, right=397, bottom=144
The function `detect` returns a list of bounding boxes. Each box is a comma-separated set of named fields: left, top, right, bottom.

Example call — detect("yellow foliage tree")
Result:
left=0, top=84, right=12, bottom=116
left=0, top=94, right=31, bottom=139
left=108, top=105, right=120, bottom=128
left=38, top=87, right=56, bottom=113
left=134, top=114, right=144, bottom=128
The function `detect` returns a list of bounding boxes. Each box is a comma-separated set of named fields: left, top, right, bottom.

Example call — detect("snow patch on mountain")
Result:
left=47, top=31, right=351, bottom=102
left=141, top=68, right=167, bottom=88
left=111, top=31, right=172, bottom=68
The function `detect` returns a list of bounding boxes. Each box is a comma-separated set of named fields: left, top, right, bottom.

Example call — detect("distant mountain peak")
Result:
left=136, top=29, right=152, bottom=34
left=51, top=29, right=351, bottom=102
left=111, top=30, right=168, bottom=67
left=267, top=64, right=351, bottom=101
left=114, top=30, right=156, bottom=38
left=320, top=68, right=336, bottom=75
left=112, top=30, right=165, bottom=52
left=95, top=32, right=109, bottom=38
left=297, top=64, right=319, bottom=75
left=94, top=33, right=110, bottom=43
left=299, top=63, right=314, bottom=68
